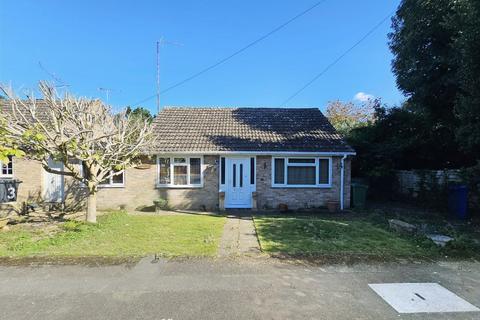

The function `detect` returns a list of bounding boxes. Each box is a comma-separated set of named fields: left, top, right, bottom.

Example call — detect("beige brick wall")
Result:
left=1, top=155, right=220, bottom=214
left=255, top=155, right=351, bottom=210
left=0, top=157, right=87, bottom=214
left=0, top=157, right=43, bottom=214
left=96, top=155, right=219, bottom=211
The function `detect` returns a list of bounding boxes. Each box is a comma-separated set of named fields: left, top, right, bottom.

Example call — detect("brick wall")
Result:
left=1, top=155, right=220, bottom=214
left=1, top=154, right=352, bottom=214
left=0, top=157, right=43, bottom=214
left=96, top=155, right=219, bottom=211
left=255, top=155, right=351, bottom=210
left=0, top=157, right=87, bottom=214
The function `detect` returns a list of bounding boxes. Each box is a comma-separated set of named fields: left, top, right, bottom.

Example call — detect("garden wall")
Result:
left=394, top=169, right=479, bottom=212
left=395, top=169, right=461, bottom=198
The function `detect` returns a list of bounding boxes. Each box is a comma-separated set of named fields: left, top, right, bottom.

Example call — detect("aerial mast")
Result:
left=156, top=37, right=182, bottom=114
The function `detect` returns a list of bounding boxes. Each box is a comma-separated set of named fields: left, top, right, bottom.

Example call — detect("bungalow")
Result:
left=0, top=107, right=355, bottom=212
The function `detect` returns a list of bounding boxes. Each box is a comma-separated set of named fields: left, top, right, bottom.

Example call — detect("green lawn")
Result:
left=254, top=215, right=480, bottom=259
left=0, top=212, right=226, bottom=258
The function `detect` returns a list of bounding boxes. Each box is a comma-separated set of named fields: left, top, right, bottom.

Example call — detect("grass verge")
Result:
left=0, top=212, right=226, bottom=259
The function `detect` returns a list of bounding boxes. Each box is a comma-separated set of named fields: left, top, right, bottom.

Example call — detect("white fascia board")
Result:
left=152, top=151, right=356, bottom=156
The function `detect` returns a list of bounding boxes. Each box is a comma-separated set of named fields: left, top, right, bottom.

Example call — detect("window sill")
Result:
left=156, top=184, right=203, bottom=189
left=271, top=184, right=332, bottom=189
left=98, top=185, right=125, bottom=189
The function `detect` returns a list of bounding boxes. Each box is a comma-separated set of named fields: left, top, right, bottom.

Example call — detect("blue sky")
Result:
left=0, top=0, right=403, bottom=113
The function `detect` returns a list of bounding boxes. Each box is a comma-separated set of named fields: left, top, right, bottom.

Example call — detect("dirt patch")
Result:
left=267, top=252, right=480, bottom=267
left=0, top=255, right=141, bottom=267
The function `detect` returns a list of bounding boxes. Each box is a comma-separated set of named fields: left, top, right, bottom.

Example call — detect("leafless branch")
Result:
left=0, top=81, right=155, bottom=189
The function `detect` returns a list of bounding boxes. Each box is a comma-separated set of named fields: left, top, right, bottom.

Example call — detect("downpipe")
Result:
left=340, top=155, right=347, bottom=210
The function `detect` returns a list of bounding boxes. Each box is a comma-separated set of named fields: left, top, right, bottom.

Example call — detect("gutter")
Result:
left=144, top=150, right=356, bottom=156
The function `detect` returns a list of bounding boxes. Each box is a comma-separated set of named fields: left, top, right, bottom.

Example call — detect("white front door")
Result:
left=43, top=158, right=64, bottom=203
left=225, top=157, right=252, bottom=208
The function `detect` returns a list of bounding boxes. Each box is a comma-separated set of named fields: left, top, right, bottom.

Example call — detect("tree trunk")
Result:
left=86, top=190, right=97, bottom=223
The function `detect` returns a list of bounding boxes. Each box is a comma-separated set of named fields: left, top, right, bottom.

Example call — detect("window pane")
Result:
left=221, top=157, right=225, bottom=184
left=7, top=156, right=13, bottom=174
left=189, top=158, right=201, bottom=184
left=1, top=156, right=13, bottom=175
left=240, top=164, right=243, bottom=187
left=274, top=158, right=285, bottom=184
left=159, top=158, right=171, bottom=184
left=319, top=159, right=329, bottom=184
left=173, top=165, right=187, bottom=185
left=288, top=158, right=315, bottom=164
left=112, top=170, right=124, bottom=184
left=98, top=169, right=110, bottom=185
left=250, top=157, right=255, bottom=184
left=174, top=157, right=186, bottom=164
left=287, top=166, right=316, bottom=185
left=233, top=164, right=236, bottom=187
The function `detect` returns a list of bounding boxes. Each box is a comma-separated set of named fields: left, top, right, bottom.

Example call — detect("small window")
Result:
left=112, top=170, right=124, bottom=184
left=239, top=164, right=243, bottom=187
left=250, top=157, right=255, bottom=185
left=174, top=157, right=186, bottom=164
left=189, top=158, right=201, bottom=184
left=158, top=158, right=171, bottom=184
left=318, top=159, right=330, bottom=184
left=0, top=156, right=13, bottom=177
left=288, top=158, right=315, bottom=164
left=233, top=164, right=236, bottom=187
left=274, top=158, right=285, bottom=184
left=99, top=168, right=124, bottom=187
left=220, top=157, right=225, bottom=185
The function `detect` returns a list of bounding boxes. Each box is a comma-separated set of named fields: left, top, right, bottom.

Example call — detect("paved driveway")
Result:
left=0, top=259, right=479, bottom=320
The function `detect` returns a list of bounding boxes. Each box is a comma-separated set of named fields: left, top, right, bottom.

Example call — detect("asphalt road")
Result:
left=0, top=258, right=479, bottom=320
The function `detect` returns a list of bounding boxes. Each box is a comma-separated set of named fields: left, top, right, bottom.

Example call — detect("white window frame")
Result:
left=271, top=157, right=332, bottom=188
left=0, top=156, right=14, bottom=178
left=156, top=155, right=204, bottom=188
left=98, top=169, right=125, bottom=188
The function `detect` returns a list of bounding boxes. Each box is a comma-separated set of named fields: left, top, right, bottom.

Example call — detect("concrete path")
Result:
left=219, top=216, right=262, bottom=257
left=0, top=259, right=479, bottom=319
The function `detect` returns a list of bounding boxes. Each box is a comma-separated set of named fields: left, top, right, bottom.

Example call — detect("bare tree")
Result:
left=0, top=82, right=154, bottom=222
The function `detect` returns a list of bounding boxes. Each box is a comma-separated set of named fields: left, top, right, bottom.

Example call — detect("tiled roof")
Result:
left=0, top=100, right=52, bottom=124
left=150, top=107, right=354, bottom=153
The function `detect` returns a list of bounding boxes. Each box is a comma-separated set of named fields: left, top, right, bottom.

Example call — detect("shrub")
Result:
left=153, top=198, right=169, bottom=210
